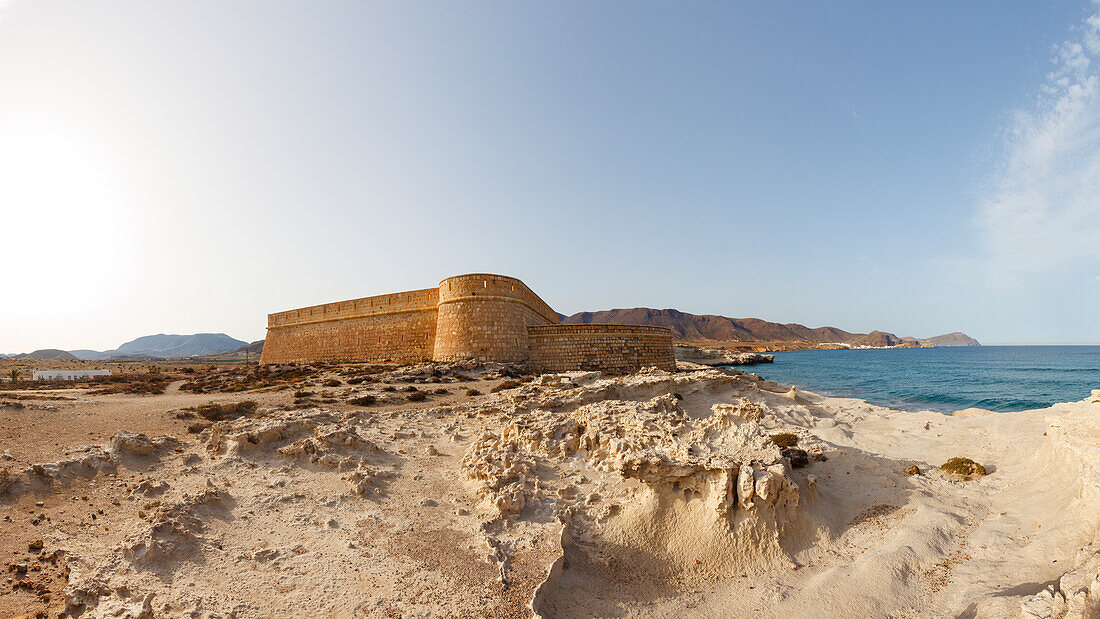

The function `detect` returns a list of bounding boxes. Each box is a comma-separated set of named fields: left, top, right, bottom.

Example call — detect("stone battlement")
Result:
left=268, top=288, right=439, bottom=328
left=260, top=273, right=674, bottom=374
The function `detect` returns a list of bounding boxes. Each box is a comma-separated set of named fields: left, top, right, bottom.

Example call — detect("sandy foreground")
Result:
left=0, top=365, right=1098, bottom=618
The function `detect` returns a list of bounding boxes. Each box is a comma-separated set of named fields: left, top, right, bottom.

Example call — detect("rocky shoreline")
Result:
left=674, top=344, right=774, bottom=367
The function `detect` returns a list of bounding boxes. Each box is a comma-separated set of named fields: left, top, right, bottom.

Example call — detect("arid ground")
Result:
left=1, top=361, right=1097, bottom=618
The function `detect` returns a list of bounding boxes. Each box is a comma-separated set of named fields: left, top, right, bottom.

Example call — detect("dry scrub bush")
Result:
left=89, top=373, right=172, bottom=395
left=0, top=467, right=13, bottom=495
left=181, top=364, right=317, bottom=394
left=188, top=400, right=258, bottom=422
left=490, top=380, right=521, bottom=393
left=770, top=433, right=799, bottom=448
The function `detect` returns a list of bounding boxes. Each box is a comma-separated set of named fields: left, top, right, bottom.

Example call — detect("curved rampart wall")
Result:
left=526, top=324, right=675, bottom=375
left=432, top=274, right=558, bottom=363
left=260, top=288, right=439, bottom=364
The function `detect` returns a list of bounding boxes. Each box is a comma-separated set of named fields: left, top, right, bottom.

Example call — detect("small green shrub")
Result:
left=940, top=457, right=986, bottom=479
left=770, top=433, right=798, bottom=448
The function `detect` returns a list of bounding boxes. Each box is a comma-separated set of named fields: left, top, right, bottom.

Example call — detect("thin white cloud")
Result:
left=977, top=1, right=1100, bottom=278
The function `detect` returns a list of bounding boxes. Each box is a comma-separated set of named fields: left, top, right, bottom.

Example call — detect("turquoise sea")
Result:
left=737, top=345, right=1100, bottom=414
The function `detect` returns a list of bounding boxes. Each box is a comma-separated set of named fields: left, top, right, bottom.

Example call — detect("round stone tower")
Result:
left=432, top=273, right=558, bottom=362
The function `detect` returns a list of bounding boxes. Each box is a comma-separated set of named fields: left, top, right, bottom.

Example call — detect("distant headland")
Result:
left=560, top=308, right=979, bottom=351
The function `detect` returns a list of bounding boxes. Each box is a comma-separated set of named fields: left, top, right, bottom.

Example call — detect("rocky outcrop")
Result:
left=674, top=344, right=773, bottom=367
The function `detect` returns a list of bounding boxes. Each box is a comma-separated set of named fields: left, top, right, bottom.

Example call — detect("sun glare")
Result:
left=0, top=122, right=128, bottom=303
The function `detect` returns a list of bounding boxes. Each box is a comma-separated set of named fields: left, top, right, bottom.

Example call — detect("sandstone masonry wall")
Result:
left=260, top=288, right=439, bottom=364
left=433, top=274, right=558, bottom=363
left=527, top=324, right=675, bottom=375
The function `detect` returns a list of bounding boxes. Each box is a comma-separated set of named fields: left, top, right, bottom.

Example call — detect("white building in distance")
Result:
left=33, top=369, right=111, bottom=381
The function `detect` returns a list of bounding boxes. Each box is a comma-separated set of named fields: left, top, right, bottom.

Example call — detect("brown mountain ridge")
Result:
left=560, top=308, right=979, bottom=348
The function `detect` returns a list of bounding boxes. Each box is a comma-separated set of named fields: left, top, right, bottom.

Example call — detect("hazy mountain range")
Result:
left=7, top=333, right=251, bottom=361
left=559, top=308, right=980, bottom=347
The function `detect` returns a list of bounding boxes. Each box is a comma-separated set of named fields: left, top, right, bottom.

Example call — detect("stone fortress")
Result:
left=260, top=273, right=675, bottom=374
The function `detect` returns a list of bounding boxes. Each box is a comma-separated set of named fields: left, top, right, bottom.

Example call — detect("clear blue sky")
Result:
left=2, top=1, right=1099, bottom=350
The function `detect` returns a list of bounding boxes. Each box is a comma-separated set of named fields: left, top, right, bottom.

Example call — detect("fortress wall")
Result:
left=432, top=274, right=558, bottom=363
left=267, top=288, right=439, bottom=328
left=261, top=309, right=437, bottom=364
left=527, top=324, right=675, bottom=375
left=260, top=288, right=439, bottom=364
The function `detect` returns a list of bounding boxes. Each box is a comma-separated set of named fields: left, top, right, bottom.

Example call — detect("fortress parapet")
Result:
left=259, top=273, right=673, bottom=375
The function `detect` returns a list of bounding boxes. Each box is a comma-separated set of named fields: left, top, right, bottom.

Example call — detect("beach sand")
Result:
left=1, top=365, right=1097, bottom=617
